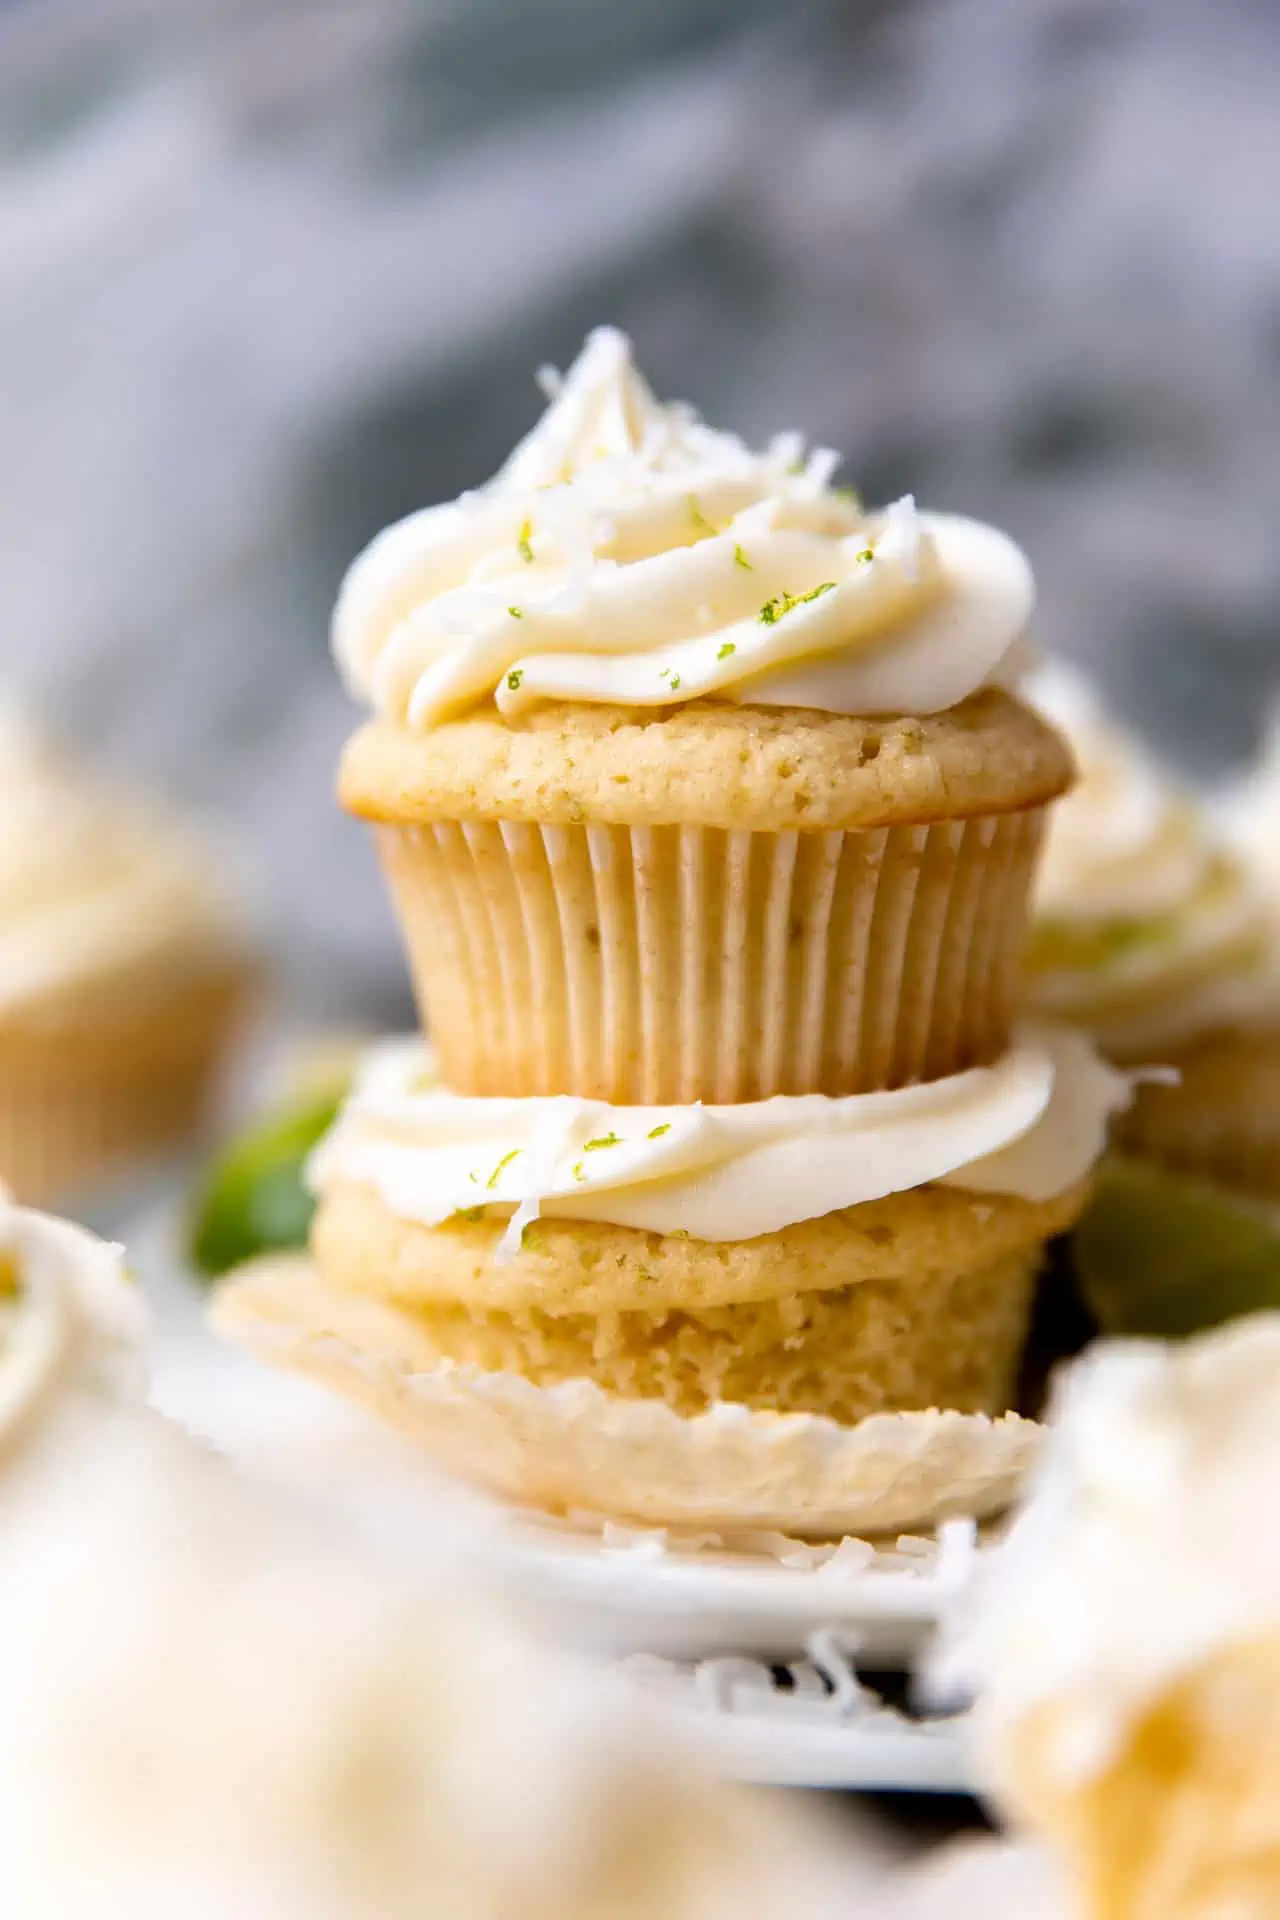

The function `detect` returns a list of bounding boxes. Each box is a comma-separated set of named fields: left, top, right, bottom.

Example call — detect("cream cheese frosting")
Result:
left=309, top=1024, right=1128, bottom=1247
left=952, top=1313, right=1280, bottom=1807
left=1026, top=664, right=1280, bottom=1055
left=0, top=703, right=240, bottom=1016
left=0, top=1200, right=146, bottom=1459
left=333, top=327, right=1034, bottom=728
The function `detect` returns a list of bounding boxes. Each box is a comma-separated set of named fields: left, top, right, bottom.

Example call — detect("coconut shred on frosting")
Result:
left=0, top=704, right=238, bottom=1016
left=332, top=328, right=1035, bottom=728
left=1025, top=665, right=1280, bottom=1055
left=309, top=1025, right=1129, bottom=1249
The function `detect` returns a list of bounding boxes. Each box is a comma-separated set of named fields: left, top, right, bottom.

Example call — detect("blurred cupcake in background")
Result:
left=0, top=702, right=256, bottom=1206
left=1216, top=695, right=1280, bottom=919
left=1025, top=663, right=1280, bottom=1202
left=951, top=1314, right=1280, bottom=1920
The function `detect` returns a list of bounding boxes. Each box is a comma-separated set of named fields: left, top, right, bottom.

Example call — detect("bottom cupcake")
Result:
left=215, top=1026, right=1126, bottom=1536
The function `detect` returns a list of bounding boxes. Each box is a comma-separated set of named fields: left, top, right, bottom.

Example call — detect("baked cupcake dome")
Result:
left=333, top=328, right=1066, bottom=1104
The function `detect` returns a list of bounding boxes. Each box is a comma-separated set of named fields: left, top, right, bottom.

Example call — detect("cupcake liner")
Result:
left=377, top=808, right=1045, bottom=1101
left=1115, top=1026, right=1280, bottom=1201
left=0, top=961, right=253, bottom=1206
left=215, top=1257, right=1042, bottom=1537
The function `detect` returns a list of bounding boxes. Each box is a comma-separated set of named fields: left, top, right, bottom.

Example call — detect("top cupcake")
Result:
left=335, top=327, right=1037, bottom=733
left=333, top=334, right=1071, bottom=1103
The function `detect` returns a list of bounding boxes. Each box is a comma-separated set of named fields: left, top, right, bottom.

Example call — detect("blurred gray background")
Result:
left=1, top=0, right=1276, bottom=1020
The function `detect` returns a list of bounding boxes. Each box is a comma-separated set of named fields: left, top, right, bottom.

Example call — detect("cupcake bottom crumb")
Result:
left=313, top=1248, right=1037, bottom=1427
left=214, top=1255, right=1043, bottom=1537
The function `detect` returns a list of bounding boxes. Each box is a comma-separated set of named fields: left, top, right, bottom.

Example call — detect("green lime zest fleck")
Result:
left=689, top=495, right=716, bottom=537
left=856, top=546, right=874, bottom=564
left=716, top=642, right=736, bottom=661
left=669, top=1228, right=691, bottom=1239
left=647, top=1123, right=672, bottom=1139
left=506, top=668, right=524, bottom=691
left=508, top=605, right=524, bottom=618
left=757, top=581, right=837, bottom=625
left=659, top=667, right=682, bottom=690
left=453, top=1206, right=485, bottom=1224
left=733, top=543, right=752, bottom=570
left=571, top=1159, right=586, bottom=1181
left=487, top=1148, right=522, bottom=1191
left=517, top=519, right=534, bottom=563
left=583, top=1132, right=622, bottom=1152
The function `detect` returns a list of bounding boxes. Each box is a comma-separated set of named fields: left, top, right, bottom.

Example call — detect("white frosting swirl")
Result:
left=310, top=1024, right=1127, bottom=1246
left=953, top=1314, right=1280, bottom=1809
left=0, top=704, right=241, bottom=1015
left=0, top=1201, right=147, bottom=1458
left=1026, top=665, right=1280, bottom=1054
left=333, top=328, right=1034, bottom=728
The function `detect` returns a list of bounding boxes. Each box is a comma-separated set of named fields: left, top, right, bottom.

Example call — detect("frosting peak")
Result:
left=333, top=329, right=1035, bottom=729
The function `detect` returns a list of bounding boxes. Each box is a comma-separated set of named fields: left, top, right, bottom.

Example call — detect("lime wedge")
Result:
left=1074, top=1155, right=1280, bottom=1339
left=189, top=1090, right=344, bottom=1280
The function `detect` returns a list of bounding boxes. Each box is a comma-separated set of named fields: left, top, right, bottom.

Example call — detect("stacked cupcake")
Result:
left=218, top=331, right=1126, bottom=1536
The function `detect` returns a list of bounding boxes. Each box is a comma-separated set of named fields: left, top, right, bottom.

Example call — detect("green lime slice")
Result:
left=1074, top=1155, right=1280, bottom=1339
left=188, top=1089, right=345, bottom=1280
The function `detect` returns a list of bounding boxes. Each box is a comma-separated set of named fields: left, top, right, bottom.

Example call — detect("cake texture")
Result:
left=332, top=329, right=1066, bottom=1102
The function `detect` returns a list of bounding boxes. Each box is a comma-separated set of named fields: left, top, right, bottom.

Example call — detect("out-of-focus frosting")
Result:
left=0, top=1397, right=863, bottom=1918
left=0, top=1201, right=146, bottom=1455
left=1026, top=665, right=1280, bottom=1055
left=0, top=703, right=238, bottom=1015
left=951, top=1314, right=1280, bottom=1812
left=309, top=1024, right=1127, bottom=1247
left=333, top=328, right=1034, bottom=728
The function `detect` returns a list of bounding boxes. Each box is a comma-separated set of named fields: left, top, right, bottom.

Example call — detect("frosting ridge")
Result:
left=333, top=328, right=1034, bottom=728
left=310, top=1024, right=1128, bottom=1245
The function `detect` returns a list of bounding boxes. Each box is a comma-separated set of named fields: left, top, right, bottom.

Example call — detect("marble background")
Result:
left=0, top=0, right=1276, bottom=1017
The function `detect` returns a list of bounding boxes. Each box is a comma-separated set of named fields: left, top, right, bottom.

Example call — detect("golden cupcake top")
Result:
left=1025, top=664, right=1280, bottom=1056
left=0, top=701, right=244, bottom=1016
left=309, top=1026, right=1129, bottom=1248
left=333, top=327, right=1036, bottom=730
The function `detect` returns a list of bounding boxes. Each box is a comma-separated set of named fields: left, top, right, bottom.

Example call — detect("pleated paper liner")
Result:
left=1114, top=1026, right=1280, bottom=1202
left=215, top=1256, right=1042, bottom=1537
left=377, top=807, right=1047, bottom=1102
left=0, top=960, right=253, bottom=1207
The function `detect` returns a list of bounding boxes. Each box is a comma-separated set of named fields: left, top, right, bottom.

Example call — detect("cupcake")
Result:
left=217, top=330, right=1109, bottom=1539
left=0, top=1402, right=870, bottom=1918
left=217, top=1023, right=1126, bottom=1536
left=1024, top=664, right=1280, bottom=1199
left=0, top=704, right=255, bottom=1204
left=953, top=1314, right=1280, bottom=1919
left=334, top=327, right=1068, bottom=1102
